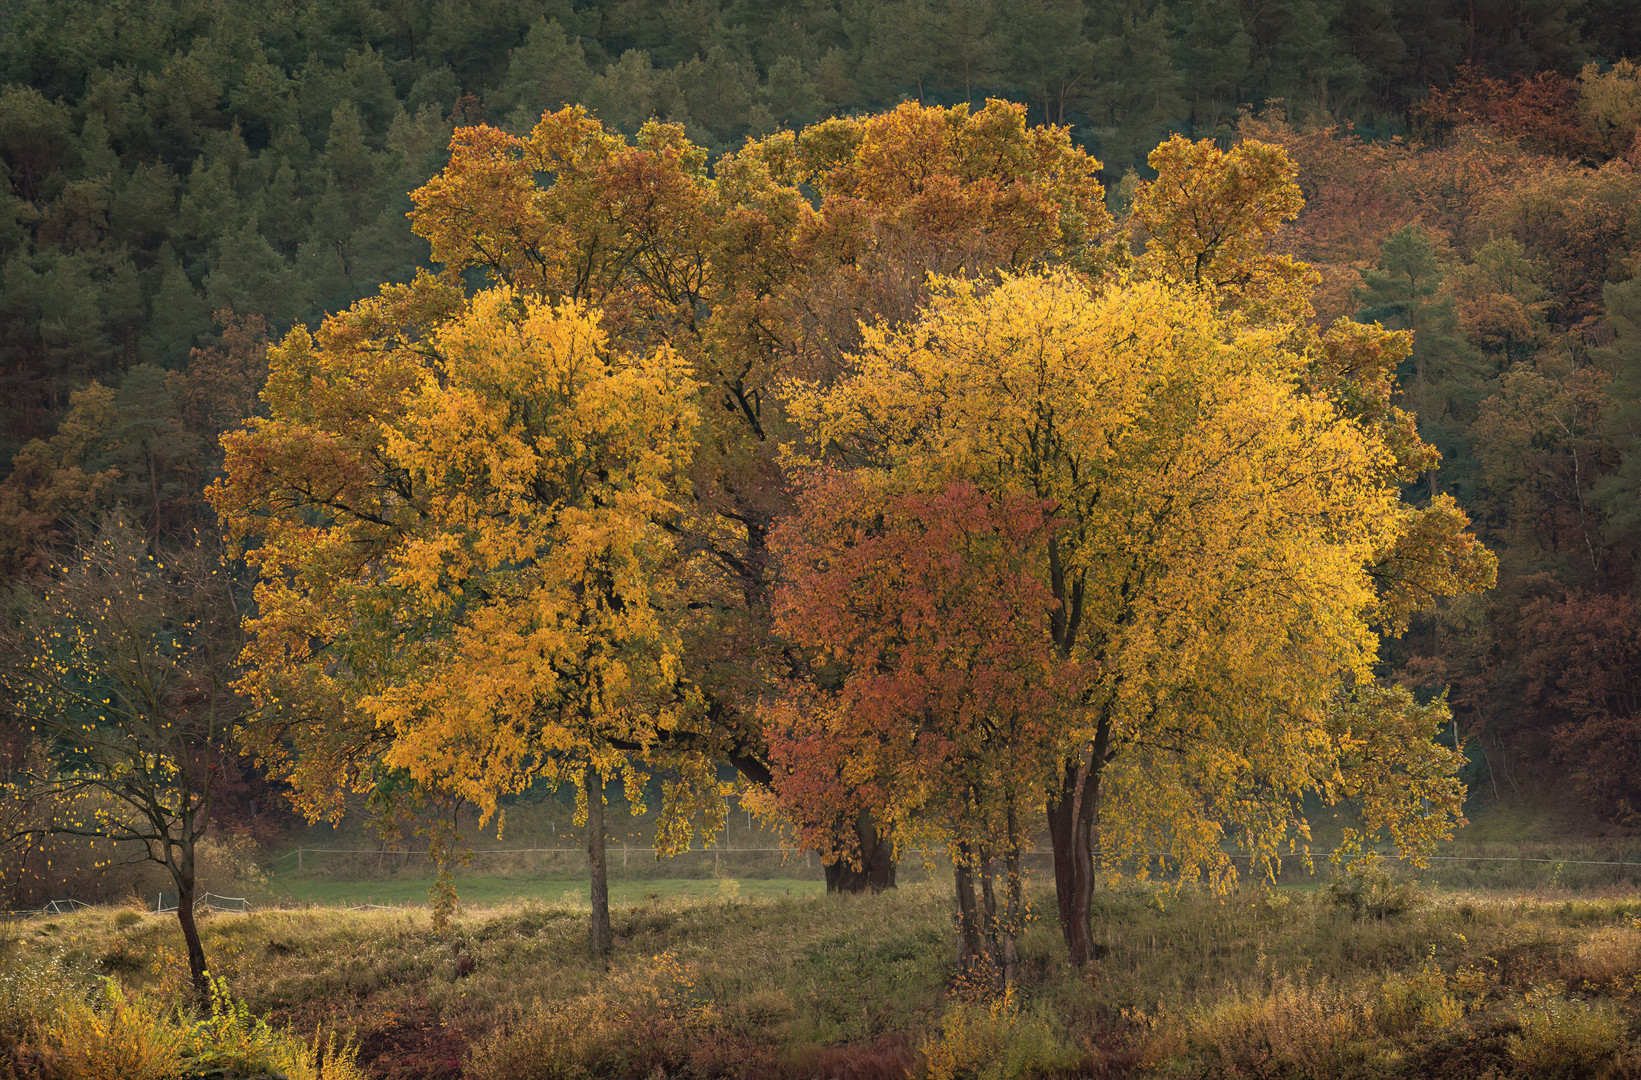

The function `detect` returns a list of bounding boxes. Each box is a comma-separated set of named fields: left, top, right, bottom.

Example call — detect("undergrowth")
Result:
left=10, top=880, right=1641, bottom=1078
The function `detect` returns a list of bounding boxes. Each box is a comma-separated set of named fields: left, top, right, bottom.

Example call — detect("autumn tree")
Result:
left=787, top=268, right=1483, bottom=967
left=0, top=517, right=240, bottom=995
left=405, top=99, right=1110, bottom=890
left=769, top=477, right=1077, bottom=985
left=212, top=285, right=701, bottom=954
left=1127, top=132, right=1311, bottom=319
left=1520, top=591, right=1641, bottom=813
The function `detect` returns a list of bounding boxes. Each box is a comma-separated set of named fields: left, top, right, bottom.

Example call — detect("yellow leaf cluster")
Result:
left=789, top=268, right=1464, bottom=883
left=214, top=288, right=699, bottom=827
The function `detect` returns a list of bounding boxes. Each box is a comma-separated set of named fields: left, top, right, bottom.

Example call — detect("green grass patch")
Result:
left=266, top=873, right=825, bottom=907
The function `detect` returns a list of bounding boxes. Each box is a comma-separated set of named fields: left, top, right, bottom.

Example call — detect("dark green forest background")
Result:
left=2, top=0, right=1640, bottom=831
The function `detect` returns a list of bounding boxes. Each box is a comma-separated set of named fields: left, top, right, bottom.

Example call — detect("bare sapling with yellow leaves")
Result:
left=0, top=515, right=242, bottom=996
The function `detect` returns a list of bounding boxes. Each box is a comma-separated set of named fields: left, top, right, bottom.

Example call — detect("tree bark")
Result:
left=585, top=767, right=612, bottom=959
left=1002, top=802, right=1023, bottom=988
left=952, top=853, right=990, bottom=982
left=171, top=845, right=209, bottom=997
left=823, top=808, right=897, bottom=893
left=1046, top=757, right=1099, bottom=967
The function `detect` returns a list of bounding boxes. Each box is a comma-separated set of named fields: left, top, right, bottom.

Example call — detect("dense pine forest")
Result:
left=4, top=2, right=1641, bottom=1076
left=3, top=0, right=1639, bottom=823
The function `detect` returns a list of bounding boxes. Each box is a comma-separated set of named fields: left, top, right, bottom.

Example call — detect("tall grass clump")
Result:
left=1508, top=990, right=1625, bottom=1079
left=8, top=972, right=364, bottom=1080
left=464, top=950, right=724, bottom=1080
left=918, top=988, right=1082, bottom=1080
left=1176, top=974, right=1385, bottom=1079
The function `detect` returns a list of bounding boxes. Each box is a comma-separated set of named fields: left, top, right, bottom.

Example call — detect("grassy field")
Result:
left=267, top=872, right=826, bottom=907
left=12, top=869, right=1641, bottom=1079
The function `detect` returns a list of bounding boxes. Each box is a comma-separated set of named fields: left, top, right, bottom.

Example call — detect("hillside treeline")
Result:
left=0, top=0, right=1639, bottom=842
left=0, top=0, right=1631, bottom=452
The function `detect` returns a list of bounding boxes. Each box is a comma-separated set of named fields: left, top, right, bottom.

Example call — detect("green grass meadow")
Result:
left=267, top=870, right=826, bottom=907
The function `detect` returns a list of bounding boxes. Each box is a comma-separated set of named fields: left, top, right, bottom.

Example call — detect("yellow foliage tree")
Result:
left=212, top=286, right=699, bottom=952
left=403, top=98, right=1111, bottom=890
left=787, top=268, right=1488, bottom=966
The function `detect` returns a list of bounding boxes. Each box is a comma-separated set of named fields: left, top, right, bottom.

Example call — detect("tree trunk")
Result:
left=585, top=767, right=612, bottom=959
left=1047, top=757, right=1098, bottom=967
left=952, top=853, right=990, bottom=982
left=978, top=846, right=1000, bottom=960
left=823, top=808, right=897, bottom=893
left=171, top=849, right=209, bottom=998
left=1002, top=801, right=1023, bottom=988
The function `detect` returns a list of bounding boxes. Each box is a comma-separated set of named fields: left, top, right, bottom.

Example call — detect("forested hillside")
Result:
left=1, top=0, right=1640, bottom=859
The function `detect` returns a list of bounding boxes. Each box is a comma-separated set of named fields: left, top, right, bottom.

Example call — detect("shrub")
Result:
left=39, top=979, right=188, bottom=1080
left=22, top=974, right=365, bottom=1080
left=919, top=989, right=1081, bottom=1080
left=1508, top=991, right=1624, bottom=1080
left=1374, top=960, right=1464, bottom=1035
left=195, top=832, right=271, bottom=900
left=1182, top=975, right=1383, bottom=1079
left=1326, top=861, right=1423, bottom=919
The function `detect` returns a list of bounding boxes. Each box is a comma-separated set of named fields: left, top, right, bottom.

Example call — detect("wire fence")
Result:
left=264, top=842, right=1641, bottom=892
left=13, top=848, right=1641, bottom=918
left=153, top=892, right=252, bottom=914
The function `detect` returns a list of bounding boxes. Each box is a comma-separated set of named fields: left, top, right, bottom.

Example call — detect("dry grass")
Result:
left=10, top=881, right=1641, bottom=1077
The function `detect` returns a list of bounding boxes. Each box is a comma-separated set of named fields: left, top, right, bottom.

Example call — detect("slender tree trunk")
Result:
left=1047, top=758, right=1098, bottom=967
left=978, top=846, right=1000, bottom=959
left=952, top=847, right=990, bottom=982
left=1002, top=801, right=1023, bottom=988
left=171, top=847, right=209, bottom=997
left=585, top=768, right=612, bottom=959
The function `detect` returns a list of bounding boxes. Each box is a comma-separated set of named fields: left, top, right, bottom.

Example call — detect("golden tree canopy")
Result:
left=213, top=286, right=699, bottom=827
left=787, top=269, right=1476, bottom=881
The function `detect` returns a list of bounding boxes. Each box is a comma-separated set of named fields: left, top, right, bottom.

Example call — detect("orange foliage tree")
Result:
left=788, top=129, right=1493, bottom=963
left=769, top=477, right=1077, bottom=985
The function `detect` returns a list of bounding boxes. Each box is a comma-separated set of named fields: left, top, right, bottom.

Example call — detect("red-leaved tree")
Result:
left=1522, top=591, right=1641, bottom=815
left=768, top=477, right=1084, bottom=986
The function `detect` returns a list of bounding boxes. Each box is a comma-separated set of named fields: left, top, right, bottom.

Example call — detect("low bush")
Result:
left=6, top=972, right=364, bottom=1080
left=1325, top=861, right=1424, bottom=920
left=919, top=989, right=1083, bottom=1080
left=1508, top=990, right=1624, bottom=1080
left=1373, top=959, right=1465, bottom=1035
left=1178, top=975, right=1384, bottom=1079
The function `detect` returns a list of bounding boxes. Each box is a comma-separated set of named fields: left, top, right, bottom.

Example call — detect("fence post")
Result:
left=715, top=844, right=720, bottom=874
left=297, top=847, right=303, bottom=874
left=624, top=843, right=628, bottom=868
